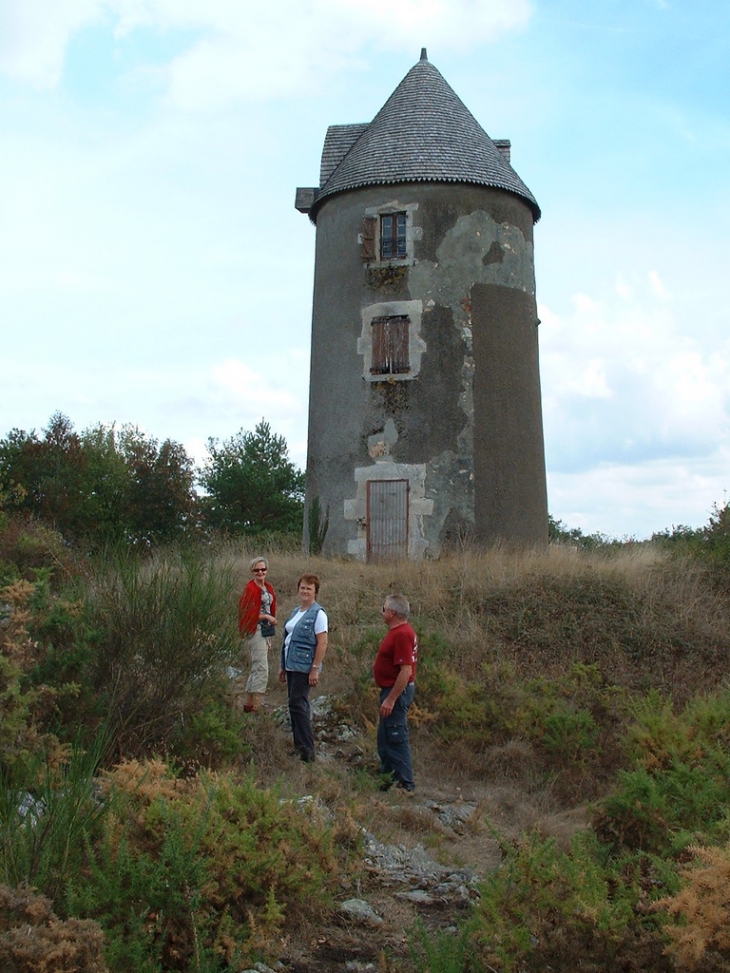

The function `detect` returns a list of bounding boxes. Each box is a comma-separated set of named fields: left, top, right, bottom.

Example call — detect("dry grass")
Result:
left=225, top=542, right=730, bottom=700
left=221, top=541, right=730, bottom=833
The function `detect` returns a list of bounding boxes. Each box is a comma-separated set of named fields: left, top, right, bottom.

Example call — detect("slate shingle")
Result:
left=310, top=50, right=540, bottom=222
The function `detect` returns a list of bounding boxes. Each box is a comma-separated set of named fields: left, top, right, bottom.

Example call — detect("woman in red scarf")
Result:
left=238, top=556, right=277, bottom=713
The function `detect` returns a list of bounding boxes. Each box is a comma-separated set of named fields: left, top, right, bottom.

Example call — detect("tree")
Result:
left=115, top=427, right=198, bottom=546
left=199, top=420, right=305, bottom=536
left=0, top=413, right=91, bottom=542
left=0, top=414, right=198, bottom=549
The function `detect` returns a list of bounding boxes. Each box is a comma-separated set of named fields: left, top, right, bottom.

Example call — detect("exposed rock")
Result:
left=427, top=799, right=479, bottom=833
left=337, top=898, right=383, bottom=926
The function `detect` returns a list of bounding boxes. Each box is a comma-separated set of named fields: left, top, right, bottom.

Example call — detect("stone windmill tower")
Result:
left=296, top=50, right=548, bottom=560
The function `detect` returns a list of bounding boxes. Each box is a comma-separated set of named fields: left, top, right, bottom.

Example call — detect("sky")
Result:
left=1, top=0, right=729, bottom=540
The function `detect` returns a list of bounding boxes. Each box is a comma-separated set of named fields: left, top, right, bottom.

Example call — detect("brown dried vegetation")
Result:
left=0, top=884, right=108, bottom=973
left=6, top=539, right=730, bottom=970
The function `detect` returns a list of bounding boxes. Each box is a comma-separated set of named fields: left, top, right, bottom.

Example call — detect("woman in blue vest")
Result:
left=278, top=573, right=328, bottom=762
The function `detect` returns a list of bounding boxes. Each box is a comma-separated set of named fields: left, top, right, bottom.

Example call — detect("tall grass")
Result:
left=222, top=542, right=730, bottom=699
left=86, top=547, right=241, bottom=758
left=0, top=732, right=109, bottom=904
left=6, top=533, right=730, bottom=972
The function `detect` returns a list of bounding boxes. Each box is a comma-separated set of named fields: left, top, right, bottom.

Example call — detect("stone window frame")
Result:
left=358, top=299, right=426, bottom=383
left=359, top=200, right=419, bottom=266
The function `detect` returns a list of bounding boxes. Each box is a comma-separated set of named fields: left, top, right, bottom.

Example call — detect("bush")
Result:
left=0, top=576, right=84, bottom=770
left=656, top=842, right=730, bottom=969
left=653, top=500, right=730, bottom=573
left=0, top=735, right=109, bottom=903
left=71, top=759, right=342, bottom=972
left=464, top=830, right=673, bottom=973
left=0, top=884, right=108, bottom=973
left=0, top=514, right=76, bottom=588
left=593, top=689, right=730, bottom=856
left=83, top=549, right=241, bottom=762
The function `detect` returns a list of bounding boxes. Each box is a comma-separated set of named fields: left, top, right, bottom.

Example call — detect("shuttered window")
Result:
left=371, top=316, right=410, bottom=375
left=380, top=212, right=407, bottom=259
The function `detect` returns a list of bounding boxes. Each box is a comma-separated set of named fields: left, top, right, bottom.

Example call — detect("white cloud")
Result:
left=0, top=0, right=533, bottom=105
left=648, top=269, right=671, bottom=300
left=207, top=359, right=300, bottom=418
left=540, top=256, right=730, bottom=536
left=0, top=0, right=104, bottom=88
left=149, top=0, right=534, bottom=109
left=541, top=270, right=730, bottom=474
left=548, top=450, right=730, bottom=539
left=566, top=358, right=612, bottom=399
left=0, top=354, right=310, bottom=469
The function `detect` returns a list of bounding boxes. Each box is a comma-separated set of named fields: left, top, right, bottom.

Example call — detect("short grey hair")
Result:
left=250, top=556, right=269, bottom=571
left=384, top=593, right=410, bottom=618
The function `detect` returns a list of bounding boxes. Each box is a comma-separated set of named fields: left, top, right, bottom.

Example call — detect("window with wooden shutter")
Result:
left=361, top=217, right=376, bottom=261
left=371, top=316, right=410, bottom=375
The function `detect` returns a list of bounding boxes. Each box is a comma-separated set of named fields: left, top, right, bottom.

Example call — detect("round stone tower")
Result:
left=295, top=50, right=548, bottom=560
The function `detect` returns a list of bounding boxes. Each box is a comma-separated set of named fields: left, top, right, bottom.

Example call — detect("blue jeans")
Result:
left=286, top=670, right=315, bottom=762
left=377, top=683, right=415, bottom=790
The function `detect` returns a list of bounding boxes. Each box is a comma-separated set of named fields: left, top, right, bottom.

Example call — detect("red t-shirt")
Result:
left=373, top=622, right=418, bottom=688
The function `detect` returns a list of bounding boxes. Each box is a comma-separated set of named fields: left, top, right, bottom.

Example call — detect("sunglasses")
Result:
left=253, top=568, right=267, bottom=573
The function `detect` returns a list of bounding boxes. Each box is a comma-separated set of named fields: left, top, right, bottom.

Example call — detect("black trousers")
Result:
left=286, top=670, right=315, bottom=761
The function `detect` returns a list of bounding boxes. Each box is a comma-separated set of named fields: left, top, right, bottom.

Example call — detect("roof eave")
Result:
left=308, top=177, right=541, bottom=224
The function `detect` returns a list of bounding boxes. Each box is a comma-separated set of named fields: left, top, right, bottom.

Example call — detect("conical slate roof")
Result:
left=309, top=50, right=540, bottom=222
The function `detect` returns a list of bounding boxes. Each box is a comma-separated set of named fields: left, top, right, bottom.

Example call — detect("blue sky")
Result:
left=1, top=0, right=728, bottom=539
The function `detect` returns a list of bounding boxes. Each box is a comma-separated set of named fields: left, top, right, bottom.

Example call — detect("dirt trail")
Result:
left=253, top=688, right=590, bottom=973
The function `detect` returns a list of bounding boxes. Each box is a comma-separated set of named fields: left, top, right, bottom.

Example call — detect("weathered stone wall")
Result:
left=305, top=181, right=548, bottom=558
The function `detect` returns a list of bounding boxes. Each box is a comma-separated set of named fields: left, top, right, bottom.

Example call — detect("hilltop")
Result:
left=4, top=537, right=730, bottom=971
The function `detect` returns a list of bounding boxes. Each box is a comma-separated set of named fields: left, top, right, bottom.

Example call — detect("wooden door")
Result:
left=367, top=479, right=408, bottom=562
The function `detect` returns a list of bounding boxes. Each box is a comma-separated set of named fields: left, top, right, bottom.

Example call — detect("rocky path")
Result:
left=242, top=694, right=574, bottom=973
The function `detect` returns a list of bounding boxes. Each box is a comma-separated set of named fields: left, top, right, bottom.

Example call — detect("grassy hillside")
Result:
left=4, top=532, right=730, bottom=971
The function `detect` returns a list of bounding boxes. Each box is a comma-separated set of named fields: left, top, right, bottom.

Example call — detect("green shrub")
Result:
left=0, top=513, right=76, bottom=587
left=466, top=829, right=672, bottom=973
left=653, top=500, right=730, bottom=572
left=0, top=576, right=84, bottom=770
left=408, top=917, right=474, bottom=973
left=543, top=705, right=599, bottom=761
left=418, top=659, right=613, bottom=785
left=83, top=549, right=241, bottom=762
left=0, top=734, right=109, bottom=904
left=71, top=760, right=342, bottom=972
left=594, top=689, right=730, bottom=856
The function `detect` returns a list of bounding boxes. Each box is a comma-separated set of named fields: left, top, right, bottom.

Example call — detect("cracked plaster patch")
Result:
left=368, top=417, right=398, bottom=458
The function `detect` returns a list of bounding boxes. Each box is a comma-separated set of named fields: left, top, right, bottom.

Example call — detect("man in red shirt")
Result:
left=373, top=593, right=418, bottom=792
